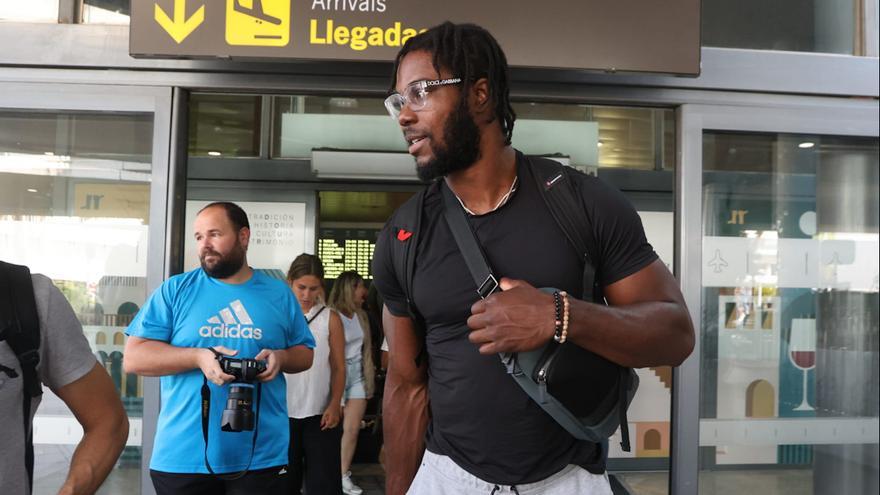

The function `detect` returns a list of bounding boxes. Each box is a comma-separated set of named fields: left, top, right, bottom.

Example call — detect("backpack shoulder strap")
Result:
left=524, top=157, right=636, bottom=452
left=524, top=156, right=601, bottom=302
left=0, top=260, right=43, bottom=493
left=387, top=186, right=431, bottom=365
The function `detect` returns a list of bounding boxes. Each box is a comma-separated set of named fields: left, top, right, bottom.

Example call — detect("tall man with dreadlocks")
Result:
left=372, top=22, right=694, bottom=495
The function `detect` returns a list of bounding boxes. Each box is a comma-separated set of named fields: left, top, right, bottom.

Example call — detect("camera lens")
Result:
left=220, top=384, right=255, bottom=432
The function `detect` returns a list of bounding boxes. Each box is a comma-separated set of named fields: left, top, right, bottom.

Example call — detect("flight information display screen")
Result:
left=317, top=227, right=380, bottom=280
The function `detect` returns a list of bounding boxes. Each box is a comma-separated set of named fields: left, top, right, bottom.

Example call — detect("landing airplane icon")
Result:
left=233, top=0, right=282, bottom=25
left=708, top=249, right=728, bottom=273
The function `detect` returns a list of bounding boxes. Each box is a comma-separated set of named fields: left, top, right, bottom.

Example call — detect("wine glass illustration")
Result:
left=789, top=318, right=816, bottom=411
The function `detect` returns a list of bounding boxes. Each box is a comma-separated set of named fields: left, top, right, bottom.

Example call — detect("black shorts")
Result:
left=150, top=466, right=287, bottom=495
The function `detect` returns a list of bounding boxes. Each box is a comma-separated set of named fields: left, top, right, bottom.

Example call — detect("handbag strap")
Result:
left=306, top=305, right=327, bottom=325
left=440, top=181, right=500, bottom=299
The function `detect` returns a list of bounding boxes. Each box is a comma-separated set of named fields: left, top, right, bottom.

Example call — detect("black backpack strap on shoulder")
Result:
left=0, top=261, right=43, bottom=493
left=389, top=187, right=430, bottom=366
left=523, top=156, right=600, bottom=302
left=525, top=156, right=635, bottom=452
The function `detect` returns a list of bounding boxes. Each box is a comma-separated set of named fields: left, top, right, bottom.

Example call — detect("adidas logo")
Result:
left=199, top=300, right=263, bottom=340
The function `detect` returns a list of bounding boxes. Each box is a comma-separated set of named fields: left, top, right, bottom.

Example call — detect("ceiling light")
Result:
left=798, top=142, right=815, bottom=149
left=207, top=151, right=222, bottom=156
left=597, top=141, right=603, bottom=147
left=27, top=188, right=38, bottom=193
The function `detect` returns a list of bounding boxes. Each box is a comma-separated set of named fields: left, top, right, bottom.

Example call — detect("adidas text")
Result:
left=199, top=323, right=263, bottom=340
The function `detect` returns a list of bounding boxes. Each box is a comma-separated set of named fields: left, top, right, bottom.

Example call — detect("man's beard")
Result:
left=416, top=102, right=481, bottom=182
left=200, top=242, right=246, bottom=279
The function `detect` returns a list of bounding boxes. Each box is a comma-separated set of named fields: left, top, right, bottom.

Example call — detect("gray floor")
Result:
left=32, top=462, right=817, bottom=495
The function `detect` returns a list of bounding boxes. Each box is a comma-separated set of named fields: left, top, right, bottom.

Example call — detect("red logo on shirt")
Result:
left=397, top=229, right=413, bottom=242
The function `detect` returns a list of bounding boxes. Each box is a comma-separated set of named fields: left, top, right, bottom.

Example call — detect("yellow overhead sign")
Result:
left=154, top=0, right=205, bottom=44
left=132, top=0, right=701, bottom=76
left=226, top=0, right=290, bottom=47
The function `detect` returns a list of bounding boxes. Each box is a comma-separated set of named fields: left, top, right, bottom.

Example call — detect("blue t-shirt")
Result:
left=126, top=268, right=315, bottom=474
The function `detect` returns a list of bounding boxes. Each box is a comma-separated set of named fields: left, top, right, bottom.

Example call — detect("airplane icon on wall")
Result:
left=708, top=249, right=728, bottom=273
left=233, top=0, right=282, bottom=25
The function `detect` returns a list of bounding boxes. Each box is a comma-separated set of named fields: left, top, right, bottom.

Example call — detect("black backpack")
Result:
left=0, top=261, right=43, bottom=493
left=385, top=155, right=636, bottom=451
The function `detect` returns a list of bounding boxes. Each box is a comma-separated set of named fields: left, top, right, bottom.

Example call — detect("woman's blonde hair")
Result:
left=328, top=271, right=375, bottom=397
left=327, top=271, right=363, bottom=316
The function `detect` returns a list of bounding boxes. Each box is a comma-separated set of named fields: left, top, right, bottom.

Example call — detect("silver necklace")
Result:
left=453, top=176, right=519, bottom=216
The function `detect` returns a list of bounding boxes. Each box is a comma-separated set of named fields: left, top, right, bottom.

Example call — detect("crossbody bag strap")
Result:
left=441, top=182, right=519, bottom=373
left=440, top=182, right=500, bottom=299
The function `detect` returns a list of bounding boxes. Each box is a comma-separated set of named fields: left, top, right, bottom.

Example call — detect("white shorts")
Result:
left=407, top=450, right=613, bottom=495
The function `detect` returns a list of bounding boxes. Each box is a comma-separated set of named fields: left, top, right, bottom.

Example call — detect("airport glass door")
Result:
left=0, top=83, right=172, bottom=495
left=678, top=103, right=879, bottom=495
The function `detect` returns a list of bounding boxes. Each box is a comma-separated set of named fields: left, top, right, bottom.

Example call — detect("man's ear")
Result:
left=239, top=227, right=250, bottom=250
left=471, top=78, right=493, bottom=117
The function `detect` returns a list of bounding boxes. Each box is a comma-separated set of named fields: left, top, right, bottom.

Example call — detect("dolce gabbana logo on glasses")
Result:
left=425, top=78, right=462, bottom=87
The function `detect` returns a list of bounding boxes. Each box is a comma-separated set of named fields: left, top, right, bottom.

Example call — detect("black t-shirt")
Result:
left=372, top=152, right=657, bottom=484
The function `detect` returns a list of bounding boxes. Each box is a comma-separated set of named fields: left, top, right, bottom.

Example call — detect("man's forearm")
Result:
left=383, top=370, right=429, bottom=495
left=567, top=299, right=693, bottom=368
left=54, top=364, right=129, bottom=495
left=58, top=417, right=129, bottom=495
left=123, top=337, right=206, bottom=376
left=276, top=345, right=314, bottom=373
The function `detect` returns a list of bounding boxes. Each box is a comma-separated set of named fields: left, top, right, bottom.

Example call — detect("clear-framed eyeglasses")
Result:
left=384, top=77, right=462, bottom=120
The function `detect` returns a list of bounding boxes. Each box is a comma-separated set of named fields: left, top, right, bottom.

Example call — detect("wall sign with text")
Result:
left=131, top=0, right=700, bottom=75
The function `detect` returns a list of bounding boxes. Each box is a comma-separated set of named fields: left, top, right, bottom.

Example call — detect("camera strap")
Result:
left=200, top=352, right=263, bottom=480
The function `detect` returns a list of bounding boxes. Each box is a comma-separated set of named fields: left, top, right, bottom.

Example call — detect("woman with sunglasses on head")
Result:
left=285, top=254, right=346, bottom=495
left=328, top=271, right=375, bottom=495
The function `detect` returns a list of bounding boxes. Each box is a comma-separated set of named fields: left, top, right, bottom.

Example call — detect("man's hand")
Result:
left=467, top=278, right=556, bottom=355
left=199, top=346, right=237, bottom=385
left=255, top=348, right=281, bottom=382
left=321, top=402, right=342, bottom=430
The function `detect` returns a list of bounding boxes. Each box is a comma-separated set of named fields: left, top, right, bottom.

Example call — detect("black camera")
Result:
left=216, top=356, right=267, bottom=432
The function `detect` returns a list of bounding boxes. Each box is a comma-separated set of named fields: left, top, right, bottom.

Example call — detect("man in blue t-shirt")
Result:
left=124, top=202, right=315, bottom=495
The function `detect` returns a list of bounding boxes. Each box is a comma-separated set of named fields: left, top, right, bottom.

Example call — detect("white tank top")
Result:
left=285, top=304, right=333, bottom=418
left=340, top=312, right=364, bottom=361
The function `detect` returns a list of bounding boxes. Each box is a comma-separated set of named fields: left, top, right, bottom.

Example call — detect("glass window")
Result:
left=271, top=95, right=403, bottom=158
left=700, top=131, right=879, bottom=493
left=189, top=94, right=261, bottom=158
left=702, top=0, right=859, bottom=54
left=0, top=0, right=58, bottom=22
left=1, top=110, right=153, bottom=494
left=82, top=0, right=130, bottom=24
left=271, top=96, right=675, bottom=172
left=513, top=103, right=675, bottom=171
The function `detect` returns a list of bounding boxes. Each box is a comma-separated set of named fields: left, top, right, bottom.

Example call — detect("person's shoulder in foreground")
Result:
left=0, top=262, right=127, bottom=495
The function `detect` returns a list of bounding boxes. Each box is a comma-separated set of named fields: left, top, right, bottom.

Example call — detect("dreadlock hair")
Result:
left=390, top=21, right=516, bottom=145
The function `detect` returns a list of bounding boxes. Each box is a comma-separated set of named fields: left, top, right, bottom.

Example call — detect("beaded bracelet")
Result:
left=553, top=291, right=570, bottom=343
